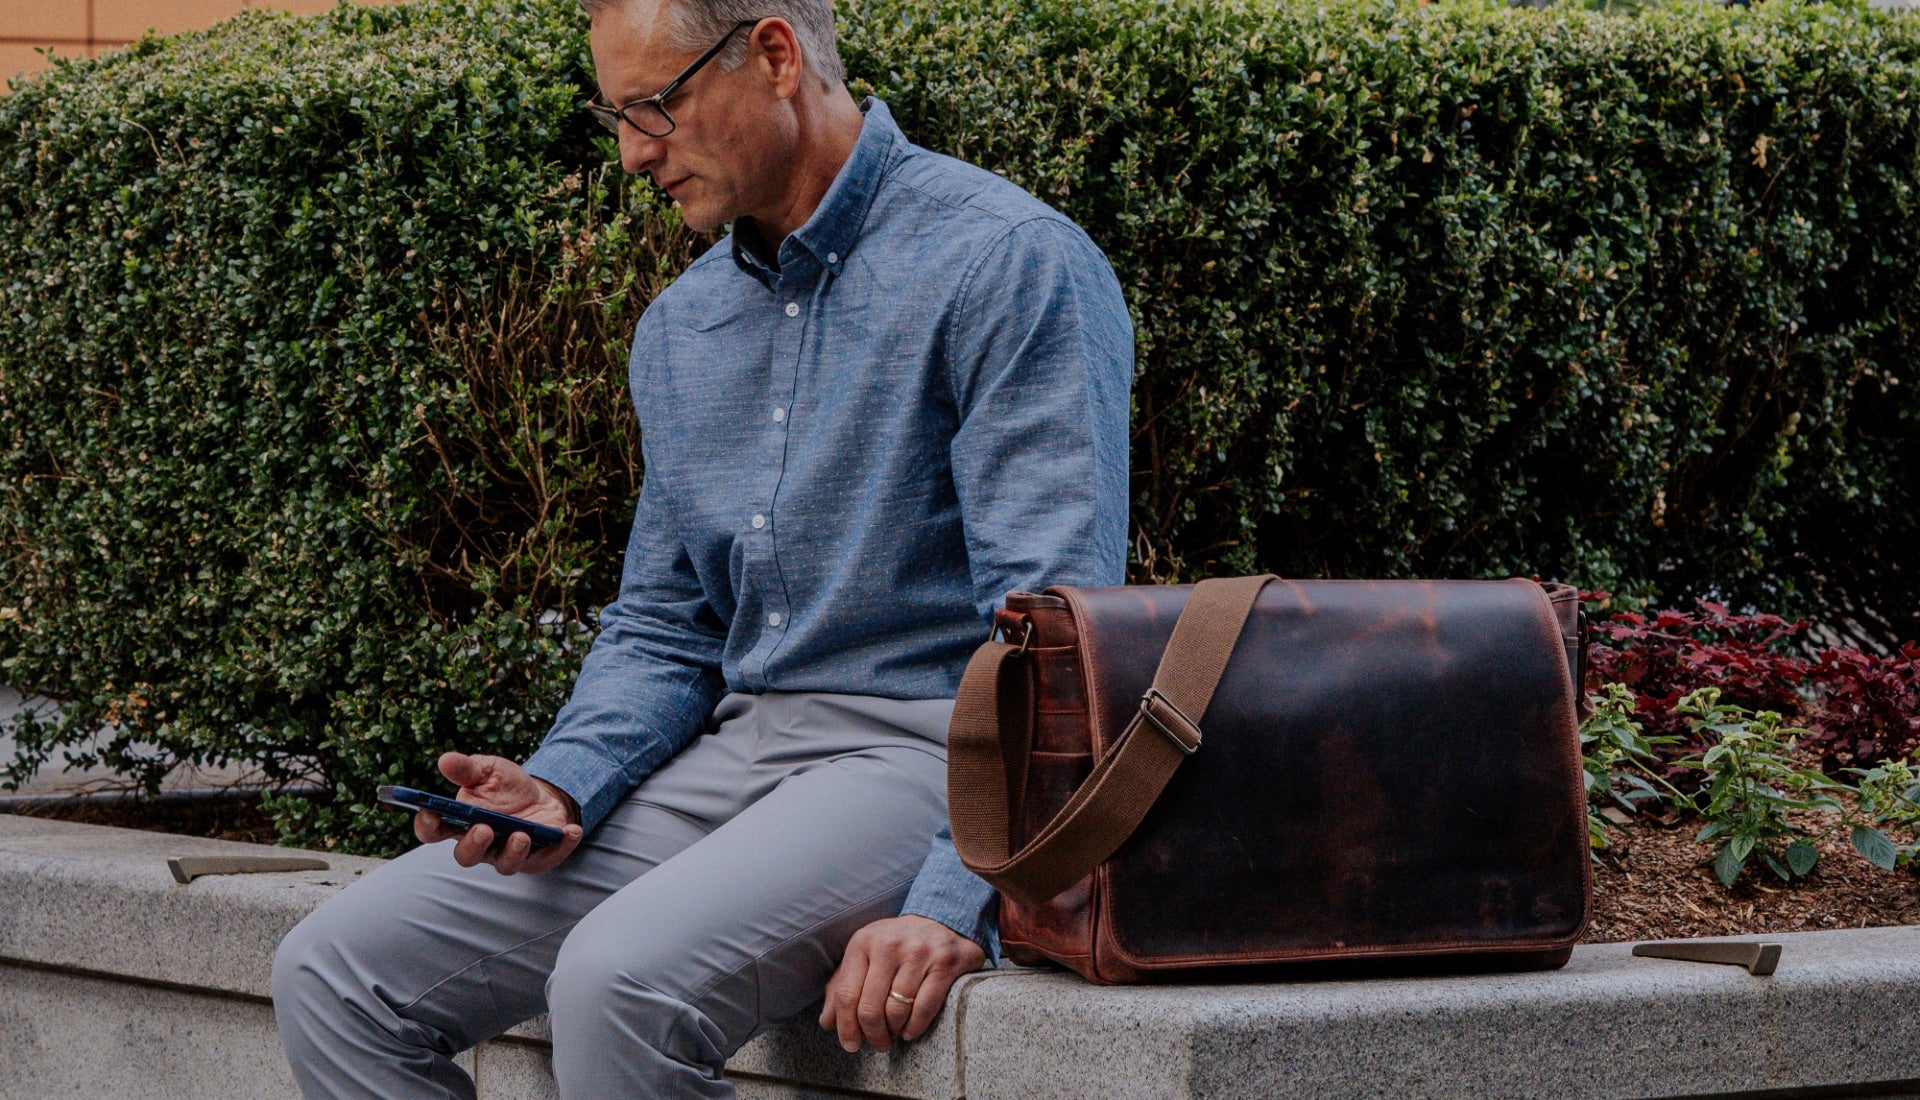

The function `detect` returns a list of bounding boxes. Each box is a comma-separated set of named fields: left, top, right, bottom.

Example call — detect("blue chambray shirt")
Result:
left=523, top=99, right=1132, bottom=962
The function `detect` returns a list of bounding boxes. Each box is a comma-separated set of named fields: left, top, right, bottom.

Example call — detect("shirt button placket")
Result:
left=759, top=502, right=780, bottom=631
left=756, top=279, right=807, bottom=675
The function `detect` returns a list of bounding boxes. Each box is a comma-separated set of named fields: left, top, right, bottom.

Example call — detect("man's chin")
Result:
left=672, top=200, right=726, bottom=233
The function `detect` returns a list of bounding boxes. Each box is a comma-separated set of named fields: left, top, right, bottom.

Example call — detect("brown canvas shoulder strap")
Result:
left=948, top=575, right=1275, bottom=906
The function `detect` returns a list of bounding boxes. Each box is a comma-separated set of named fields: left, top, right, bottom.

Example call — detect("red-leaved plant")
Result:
left=1581, top=594, right=1920, bottom=784
left=1807, top=644, right=1920, bottom=774
left=1583, top=597, right=1811, bottom=763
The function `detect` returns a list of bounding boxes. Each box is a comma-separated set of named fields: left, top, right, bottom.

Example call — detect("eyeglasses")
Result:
left=583, top=19, right=759, bottom=139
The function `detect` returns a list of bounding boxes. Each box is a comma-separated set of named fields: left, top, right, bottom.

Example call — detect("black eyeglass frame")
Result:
left=583, top=19, right=761, bottom=139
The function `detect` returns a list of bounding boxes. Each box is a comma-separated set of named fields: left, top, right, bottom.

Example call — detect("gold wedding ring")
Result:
left=887, top=990, right=914, bottom=1006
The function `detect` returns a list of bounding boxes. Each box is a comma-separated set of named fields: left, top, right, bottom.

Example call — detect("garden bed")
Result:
left=1589, top=813, right=1920, bottom=943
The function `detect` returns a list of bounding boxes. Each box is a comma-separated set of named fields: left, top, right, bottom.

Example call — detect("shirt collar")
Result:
left=731, top=96, right=900, bottom=279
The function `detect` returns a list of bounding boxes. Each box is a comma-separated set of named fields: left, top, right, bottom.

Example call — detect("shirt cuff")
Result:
left=899, top=826, right=1001, bottom=967
left=523, top=742, right=634, bottom=834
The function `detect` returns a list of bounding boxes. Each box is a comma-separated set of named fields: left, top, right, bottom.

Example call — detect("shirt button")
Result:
left=767, top=612, right=783, bottom=627
left=784, top=302, right=799, bottom=317
left=827, top=252, right=839, bottom=264
left=751, top=513, right=766, bottom=530
left=772, top=407, right=786, bottom=423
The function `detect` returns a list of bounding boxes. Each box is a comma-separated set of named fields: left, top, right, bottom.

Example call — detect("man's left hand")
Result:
left=820, top=915, right=986, bottom=1053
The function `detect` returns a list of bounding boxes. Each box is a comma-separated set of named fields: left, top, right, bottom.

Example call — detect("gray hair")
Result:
left=581, top=0, right=846, bottom=88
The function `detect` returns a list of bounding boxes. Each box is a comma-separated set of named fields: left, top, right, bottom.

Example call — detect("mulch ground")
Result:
left=10, top=798, right=1918, bottom=942
left=1585, top=812, right=1920, bottom=943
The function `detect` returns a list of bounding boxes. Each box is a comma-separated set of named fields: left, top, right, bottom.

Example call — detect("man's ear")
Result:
left=749, top=17, right=805, bottom=100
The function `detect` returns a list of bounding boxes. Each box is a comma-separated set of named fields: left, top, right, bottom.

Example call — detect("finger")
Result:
left=452, top=822, right=495, bottom=868
left=832, top=942, right=870, bottom=1051
left=416, top=810, right=465, bottom=846
left=879, top=959, right=925, bottom=1036
left=817, top=988, right=835, bottom=1032
left=903, top=967, right=955, bottom=1042
left=439, top=751, right=491, bottom=791
left=818, top=956, right=846, bottom=1031
left=884, top=953, right=930, bottom=1039
left=518, top=825, right=584, bottom=875
left=492, top=829, right=534, bottom=876
left=855, top=949, right=901, bottom=1051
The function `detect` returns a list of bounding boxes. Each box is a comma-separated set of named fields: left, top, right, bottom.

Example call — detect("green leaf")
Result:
left=1730, top=834, right=1756, bottom=862
left=1713, top=843, right=1745, bottom=888
left=1785, top=839, right=1819, bottom=876
left=1763, top=853, right=1791, bottom=882
left=1853, top=826, right=1898, bottom=872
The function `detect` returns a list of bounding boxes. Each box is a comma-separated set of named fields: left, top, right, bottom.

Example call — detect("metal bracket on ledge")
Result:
left=167, top=855, right=329, bottom=884
left=1632, top=940, right=1782, bottom=976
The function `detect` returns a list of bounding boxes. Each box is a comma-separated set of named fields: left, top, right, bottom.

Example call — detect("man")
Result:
left=271, top=0, right=1131, bottom=1095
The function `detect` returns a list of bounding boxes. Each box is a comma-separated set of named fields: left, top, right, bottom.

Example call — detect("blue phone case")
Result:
left=376, top=785, right=566, bottom=848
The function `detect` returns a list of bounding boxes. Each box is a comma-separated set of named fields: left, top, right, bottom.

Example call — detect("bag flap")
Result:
left=1054, top=578, right=1590, bottom=968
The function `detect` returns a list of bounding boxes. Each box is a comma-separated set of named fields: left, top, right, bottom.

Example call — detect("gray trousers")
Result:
left=272, top=691, right=954, bottom=1099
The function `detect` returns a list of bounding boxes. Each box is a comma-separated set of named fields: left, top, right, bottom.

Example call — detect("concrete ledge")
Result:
left=0, top=813, right=385, bottom=995
left=959, top=935, right=1920, bottom=1099
left=3, top=814, right=1917, bottom=1099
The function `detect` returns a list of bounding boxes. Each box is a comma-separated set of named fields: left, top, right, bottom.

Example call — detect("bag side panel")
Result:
left=994, top=594, right=1100, bottom=973
left=1542, top=581, right=1590, bottom=719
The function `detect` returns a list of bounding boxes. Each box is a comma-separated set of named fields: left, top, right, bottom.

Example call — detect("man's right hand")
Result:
left=414, top=751, right=585, bottom=875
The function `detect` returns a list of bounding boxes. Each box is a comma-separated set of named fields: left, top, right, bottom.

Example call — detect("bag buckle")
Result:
left=1137, top=688, right=1201, bottom=755
left=989, top=619, right=1034, bottom=656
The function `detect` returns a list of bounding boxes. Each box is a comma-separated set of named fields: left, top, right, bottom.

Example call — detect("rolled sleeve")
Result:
left=900, top=825, right=1001, bottom=966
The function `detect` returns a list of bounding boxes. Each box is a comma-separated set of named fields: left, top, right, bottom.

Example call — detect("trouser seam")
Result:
left=626, top=798, right=710, bottom=833
left=397, top=918, right=581, bottom=1019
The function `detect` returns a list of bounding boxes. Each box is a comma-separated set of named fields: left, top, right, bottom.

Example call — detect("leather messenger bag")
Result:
left=948, top=576, right=1592, bottom=983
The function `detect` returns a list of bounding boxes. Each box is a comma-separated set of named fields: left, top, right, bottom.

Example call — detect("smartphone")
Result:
left=376, top=784, right=567, bottom=849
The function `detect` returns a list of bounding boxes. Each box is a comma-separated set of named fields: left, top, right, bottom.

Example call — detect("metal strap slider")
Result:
left=1138, top=687, right=1201, bottom=755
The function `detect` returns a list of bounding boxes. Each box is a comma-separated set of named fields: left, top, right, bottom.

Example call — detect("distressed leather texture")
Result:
left=995, top=578, right=1591, bottom=983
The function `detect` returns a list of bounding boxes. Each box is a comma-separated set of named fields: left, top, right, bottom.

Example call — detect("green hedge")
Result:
left=2, top=0, right=1917, bottom=852
left=0, top=0, right=687, bottom=848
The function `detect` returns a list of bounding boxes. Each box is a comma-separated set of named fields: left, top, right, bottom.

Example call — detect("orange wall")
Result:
left=2, top=0, right=407, bottom=92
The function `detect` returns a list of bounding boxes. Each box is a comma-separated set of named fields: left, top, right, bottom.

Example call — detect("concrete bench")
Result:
left=3, top=813, right=1917, bottom=1098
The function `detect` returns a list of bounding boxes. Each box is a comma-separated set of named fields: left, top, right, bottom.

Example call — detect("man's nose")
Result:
left=619, top=125, right=665, bottom=176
